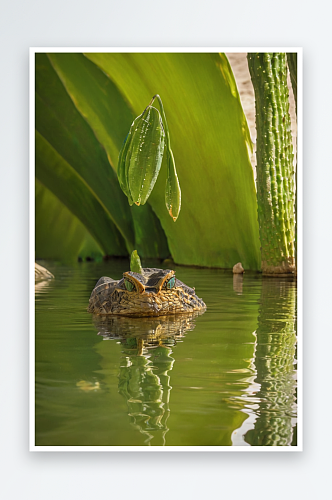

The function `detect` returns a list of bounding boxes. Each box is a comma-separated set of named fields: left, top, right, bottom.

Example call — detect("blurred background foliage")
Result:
left=35, top=52, right=261, bottom=270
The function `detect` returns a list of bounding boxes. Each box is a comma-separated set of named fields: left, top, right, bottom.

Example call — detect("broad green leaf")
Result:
left=36, top=131, right=128, bottom=257
left=84, top=53, right=261, bottom=270
left=35, top=53, right=134, bottom=251
left=46, top=52, right=169, bottom=259
left=46, top=53, right=134, bottom=165
left=35, top=180, right=103, bottom=261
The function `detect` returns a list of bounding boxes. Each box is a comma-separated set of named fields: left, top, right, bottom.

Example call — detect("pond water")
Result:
left=35, top=259, right=297, bottom=447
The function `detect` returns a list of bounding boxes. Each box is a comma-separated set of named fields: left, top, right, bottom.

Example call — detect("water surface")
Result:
left=35, top=260, right=297, bottom=447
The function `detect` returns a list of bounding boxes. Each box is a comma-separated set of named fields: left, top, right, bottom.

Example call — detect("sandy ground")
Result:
left=226, top=52, right=297, bottom=173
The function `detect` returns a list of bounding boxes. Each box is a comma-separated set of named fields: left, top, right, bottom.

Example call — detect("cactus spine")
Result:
left=247, top=53, right=296, bottom=275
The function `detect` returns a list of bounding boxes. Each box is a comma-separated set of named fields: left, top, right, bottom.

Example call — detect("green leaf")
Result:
left=35, top=53, right=134, bottom=252
left=83, top=53, right=261, bottom=269
left=126, top=106, right=165, bottom=206
left=130, top=250, right=143, bottom=274
left=118, top=129, right=135, bottom=206
left=36, top=131, right=128, bottom=257
left=165, top=148, right=181, bottom=222
left=45, top=52, right=169, bottom=259
left=46, top=53, right=134, bottom=165
left=35, top=179, right=103, bottom=261
left=117, top=106, right=165, bottom=207
left=152, top=94, right=181, bottom=221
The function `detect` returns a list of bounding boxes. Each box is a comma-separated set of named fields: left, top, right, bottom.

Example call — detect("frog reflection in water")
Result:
left=94, top=312, right=203, bottom=445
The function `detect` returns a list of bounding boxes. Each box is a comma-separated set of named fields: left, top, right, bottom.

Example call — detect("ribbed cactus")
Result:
left=287, top=53, right=297, bottom=267
left=247, top=53, right=296, bottom=275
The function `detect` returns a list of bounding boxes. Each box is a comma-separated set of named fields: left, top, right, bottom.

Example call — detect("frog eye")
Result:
left=166, top=276, right=175, bottom=289
left=124, top=279, right=136, bottom=292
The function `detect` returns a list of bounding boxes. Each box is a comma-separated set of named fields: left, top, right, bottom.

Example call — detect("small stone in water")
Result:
left=233, top=262, right=244, bottom=274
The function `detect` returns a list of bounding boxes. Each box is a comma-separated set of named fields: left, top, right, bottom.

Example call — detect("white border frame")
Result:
left=29, top=47, right=302, bottom=452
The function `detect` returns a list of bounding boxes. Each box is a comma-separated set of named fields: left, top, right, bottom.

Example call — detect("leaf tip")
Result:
left=168, top=206, right=178, bottom=222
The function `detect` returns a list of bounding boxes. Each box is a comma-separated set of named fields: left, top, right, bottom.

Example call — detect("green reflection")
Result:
left=163, top=273, right=258, bottom=446
left=35, top=261, right=297, bottom=447
left=93, top=313, right=202, bottom=445
left=118, top=343, right=173, bottom=445
left=92, top=272, right=259, bottom=446
left=244, top=278, right=297, bottom=446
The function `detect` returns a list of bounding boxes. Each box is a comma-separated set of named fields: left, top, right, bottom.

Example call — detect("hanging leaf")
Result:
left=118, top=93, right=181, bottom=221
left=151, top=94, right=182, bottom=222
left=118, top=105, right=165, bottom=206
left=46, top=52, right=169, bottom=259
left=165, top=148, right=181, bottom=222
left=84, top=53, right=261, bottom=269
left=39, top=52, right=261, bottom=269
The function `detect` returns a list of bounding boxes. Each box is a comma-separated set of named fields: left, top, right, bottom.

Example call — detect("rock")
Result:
left=35, top=262, right=54, bottom=282
left=233, top=262, right=244, bottom=274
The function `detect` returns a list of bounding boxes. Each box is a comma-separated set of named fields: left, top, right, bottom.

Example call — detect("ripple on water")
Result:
left=34, top=261, right=297, bottom=447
